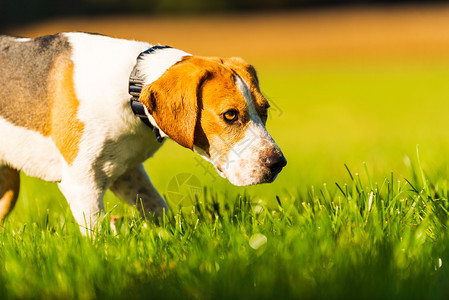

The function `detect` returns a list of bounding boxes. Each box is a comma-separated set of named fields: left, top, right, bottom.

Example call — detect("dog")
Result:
left=0, top=32, right=287, bottom=232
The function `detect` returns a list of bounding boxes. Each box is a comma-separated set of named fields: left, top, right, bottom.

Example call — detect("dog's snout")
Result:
left=266, top=154, right=287, bottom=174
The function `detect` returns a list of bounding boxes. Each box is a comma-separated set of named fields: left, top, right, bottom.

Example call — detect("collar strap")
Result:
left=129, top=45, right=172, bottom=143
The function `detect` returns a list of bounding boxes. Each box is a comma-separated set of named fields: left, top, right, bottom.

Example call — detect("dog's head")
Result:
left=139, top=56, right=286, bottom=186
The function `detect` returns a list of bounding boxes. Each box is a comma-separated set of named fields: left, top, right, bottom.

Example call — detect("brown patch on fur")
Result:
left=48, top=51, right=85, bottom=165
left=139, top=57, right=211, bottom=150
left=0, top=34, right=70, bottom=135
left=0, top=166, right=20, bottom=223
left=0, top=34, right=83, bottom=165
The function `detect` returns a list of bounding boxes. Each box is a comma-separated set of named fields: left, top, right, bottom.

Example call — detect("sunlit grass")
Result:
left=2, top=152, right=449, bottom=299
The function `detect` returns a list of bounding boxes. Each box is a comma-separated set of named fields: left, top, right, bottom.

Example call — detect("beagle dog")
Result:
left=0, top=33, right=286, bottom=231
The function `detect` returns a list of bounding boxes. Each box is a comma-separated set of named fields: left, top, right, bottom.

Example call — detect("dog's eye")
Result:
left=223, top=110, right=238, bottom=123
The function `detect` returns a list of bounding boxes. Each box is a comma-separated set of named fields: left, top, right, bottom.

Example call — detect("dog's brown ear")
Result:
left=139, top=60, right=208, bottom=150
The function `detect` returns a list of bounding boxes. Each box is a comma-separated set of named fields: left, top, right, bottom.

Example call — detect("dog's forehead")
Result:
left=201, top=74, right=248, bottom=115
left=181, top=56, right=268, bottom=109
left=221, top=58, right=268, bottom=109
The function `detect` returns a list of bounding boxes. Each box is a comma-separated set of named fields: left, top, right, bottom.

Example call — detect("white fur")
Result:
left=15, top=38, right=32, bottom=42
left=137, top=48, right=191, bottom=85
left=60, top=33, right=189, bottom=230
left=58, top=33, right=176, bottom=230
left=236, top=76, right=260, bottom=121
left=221, top=121, right=276, bottom=186
left=0, top=116, right=62, bottom=181
left=66, top=33, right=159, bottom=173
left=66, top=32, right=149, bottom=137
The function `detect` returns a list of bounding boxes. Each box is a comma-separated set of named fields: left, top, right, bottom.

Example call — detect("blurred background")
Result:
left=3, top=0, right=447, bottom=30
left=3, top=0, right=449, bottom=219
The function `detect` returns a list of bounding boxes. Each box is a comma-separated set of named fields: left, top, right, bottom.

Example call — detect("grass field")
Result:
left=4, top=5, right=449, bottom=299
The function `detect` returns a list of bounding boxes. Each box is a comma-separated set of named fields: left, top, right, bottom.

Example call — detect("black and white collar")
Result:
left=128, top=45, right=172, bottom=143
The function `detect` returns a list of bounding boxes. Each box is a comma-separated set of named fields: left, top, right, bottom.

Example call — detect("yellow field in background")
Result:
left=8, top=4, right=449, bottom=64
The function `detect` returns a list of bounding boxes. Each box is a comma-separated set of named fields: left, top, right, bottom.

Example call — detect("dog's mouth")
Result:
left=195, top=144, right=286, bottom=186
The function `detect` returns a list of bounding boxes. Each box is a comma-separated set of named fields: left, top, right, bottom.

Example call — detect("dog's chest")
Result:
left=88, top=127, right=164, bottom=182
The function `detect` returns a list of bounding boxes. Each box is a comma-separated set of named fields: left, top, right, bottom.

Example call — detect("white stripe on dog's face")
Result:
left=213, top=76, right=285, bottom=186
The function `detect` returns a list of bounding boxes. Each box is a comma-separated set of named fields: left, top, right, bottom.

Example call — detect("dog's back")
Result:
left=0, top=34, right=152, bottom=181
left=0, top=35, right=70, bottom=132
left=0, top=35, right=74, bottom=181
left=0, top=33, right=155, bottom=226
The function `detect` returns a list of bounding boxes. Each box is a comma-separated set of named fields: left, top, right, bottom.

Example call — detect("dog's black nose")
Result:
left=267, top=155, right=287, bottom=174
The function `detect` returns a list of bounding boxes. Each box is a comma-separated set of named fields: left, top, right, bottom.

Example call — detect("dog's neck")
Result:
left=128, top=46, right=190, bottom=142
left=137, top=46, right=191, bottom=85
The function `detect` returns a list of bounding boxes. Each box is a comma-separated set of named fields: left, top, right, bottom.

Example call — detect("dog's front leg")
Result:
left=0, top=165, right=20, bottom=225
left=58, top=174, right=105, bottom=235
left=110, top=164, right=168, bottom=221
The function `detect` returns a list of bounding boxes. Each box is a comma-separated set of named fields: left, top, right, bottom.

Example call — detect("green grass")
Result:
left=3, top=59, right=449, bottom=299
